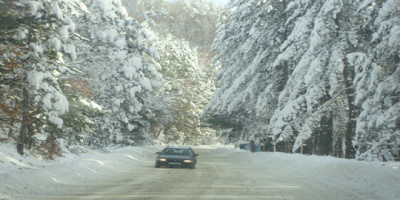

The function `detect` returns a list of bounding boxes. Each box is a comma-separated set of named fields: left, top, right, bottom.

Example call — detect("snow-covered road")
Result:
left=1, top=144, right=399, bottom=199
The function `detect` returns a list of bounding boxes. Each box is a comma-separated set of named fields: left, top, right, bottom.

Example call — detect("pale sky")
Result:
left=168, top=0, right=230, bottom=6
left=209, top=0, right=229, bottom=6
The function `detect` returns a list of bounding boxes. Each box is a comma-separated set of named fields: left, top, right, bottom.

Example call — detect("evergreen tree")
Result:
left=0, top=0, right=72, bottom=156
left=206, top=0, right=399, bottom=161
left=61, top=0, right=162, bottom=147
left=122, top=0, right=220, bottom=144
left=1, top=0, right=166, bottom=155
left=352, top=0, right=400, bottom=161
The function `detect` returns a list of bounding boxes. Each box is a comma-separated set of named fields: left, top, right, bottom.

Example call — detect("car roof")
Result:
left=164, top=146, right=192, bottom=150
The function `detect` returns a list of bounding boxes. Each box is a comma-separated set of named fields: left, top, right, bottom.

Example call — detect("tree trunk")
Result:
left=343, top=60, right=357, bottom=159
left=7, top=99, right=18, bottom=138
left=318, top=82, right=333, bottom=156
left=17, top=87, right=29, bottom=155
left=319, top=112, right=333, bottom=155
left=250, top=140, right=255, bottom=152
left=334, top=136, right=344, bottom=158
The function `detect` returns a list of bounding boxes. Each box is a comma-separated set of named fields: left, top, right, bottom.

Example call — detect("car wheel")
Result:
left=155, top=163, right=161, bottom=168
left=190, top=164, right=196, bottom=169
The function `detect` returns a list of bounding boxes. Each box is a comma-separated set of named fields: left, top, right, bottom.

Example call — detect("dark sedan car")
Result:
left=155, top=147, right=199, bottom=169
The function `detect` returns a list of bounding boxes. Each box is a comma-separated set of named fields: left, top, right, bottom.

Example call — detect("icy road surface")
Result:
left=1, top=144, right=399, bottom=199
left=64, top=149, right=362, bottom=200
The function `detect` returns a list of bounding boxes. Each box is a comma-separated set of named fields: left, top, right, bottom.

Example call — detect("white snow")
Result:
left=388, top=25, right=400, bottom=48
left=128, top=86, right=142, bottom=98
left=48, top=115, right=64, bottom=129
left=223, top=149, right=400, bottom=200
left=64, top=17, right=76, bottom=33
left=48, top=37, right=62, bottom=52
left=80, top=98, right=103, bottom=111
left=29, top=43, right=43, bottom=57
left=59, top=25, right=70, bottom=42
left=127, top=123, right=135, bottom=131
left=94, top=29, right=119, bottom=42
left=90, top=0, right=128, bottom=20
left=0, top=142, right=156, bottom=199
left=51, top=92, right=69, bottom=115
left=122, top=56, right=143, bottom=80
left=122, top=65, right=138, bottom=80
left=51, top=1, right=63, bottom=20
left=357, top=0, right=374, bottom=13
left=114, top=38, right=126, bottom=49
left=139, top=76, right=152, bottom=91
left=149, top=45, right=160, bottom=60
left=13, top=28, right=28, bottom=40
left=64, top=44, right=77, bottom=61
left=26, top=69, right=69, bottom=128
left=0, top=143, right=399, bottom=199
left=25, top=1, right=43, bottom=16
left=112, top=50, right=127, bottom=60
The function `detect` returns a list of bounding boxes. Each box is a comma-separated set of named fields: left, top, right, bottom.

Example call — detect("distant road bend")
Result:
left=35, top=148, right=362, bottom=200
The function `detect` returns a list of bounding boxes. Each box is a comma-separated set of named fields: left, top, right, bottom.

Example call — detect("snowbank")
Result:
left=214, top=148, right=400, bottom=200
left=0, top=142, right=161, bottom=199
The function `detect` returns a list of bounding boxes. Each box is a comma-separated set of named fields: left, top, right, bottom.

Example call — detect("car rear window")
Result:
left=162, top=148, right=193, bottom=156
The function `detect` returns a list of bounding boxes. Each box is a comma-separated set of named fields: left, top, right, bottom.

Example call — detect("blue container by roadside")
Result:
left=239, top=143, right=260, bottom=151
left=239, top=143, right=250, bottom=150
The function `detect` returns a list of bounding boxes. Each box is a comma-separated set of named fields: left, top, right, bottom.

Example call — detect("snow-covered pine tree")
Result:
left=123, top=0, right=221, bottom=61
left=60, top=0, right=162, bottom=147
left=0, top=0, right=73, bottom=156
left=122, top=0, right=220, bottom=144
left=206, top=0, right=399, bottom=161
left=352, top=0, right=400, bottom=161
left=1, top=0, right=167, bottom=154
left=202, top=0, right=291, bottom=145
left=270, top=0, right=353, bottom=155
left=146, top=32, right=216, bottom=144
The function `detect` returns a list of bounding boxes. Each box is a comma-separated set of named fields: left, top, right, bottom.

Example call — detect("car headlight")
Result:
left=183, top=160, right=193, bottom=163
left=159, top=158, right=167, bottom=162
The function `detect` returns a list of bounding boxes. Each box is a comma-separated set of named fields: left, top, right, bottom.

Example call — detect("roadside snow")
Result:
left=213, top=148, right=400, bottom=200
left=0, top=142, right=399, bottom=199
left=0, top=142, right=162, bottom=199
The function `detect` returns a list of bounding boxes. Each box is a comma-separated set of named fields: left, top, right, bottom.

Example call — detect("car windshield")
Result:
left=162, top=148, right=193, bottom=156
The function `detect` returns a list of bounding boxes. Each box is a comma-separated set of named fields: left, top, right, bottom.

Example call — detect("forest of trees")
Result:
left=121, top=0, right=221, bottom=144
left=0, top=0, right=219, bottom=158
left=0, top=0, right=398, bottom=162
left=202, top=0, right=400, bottom=161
